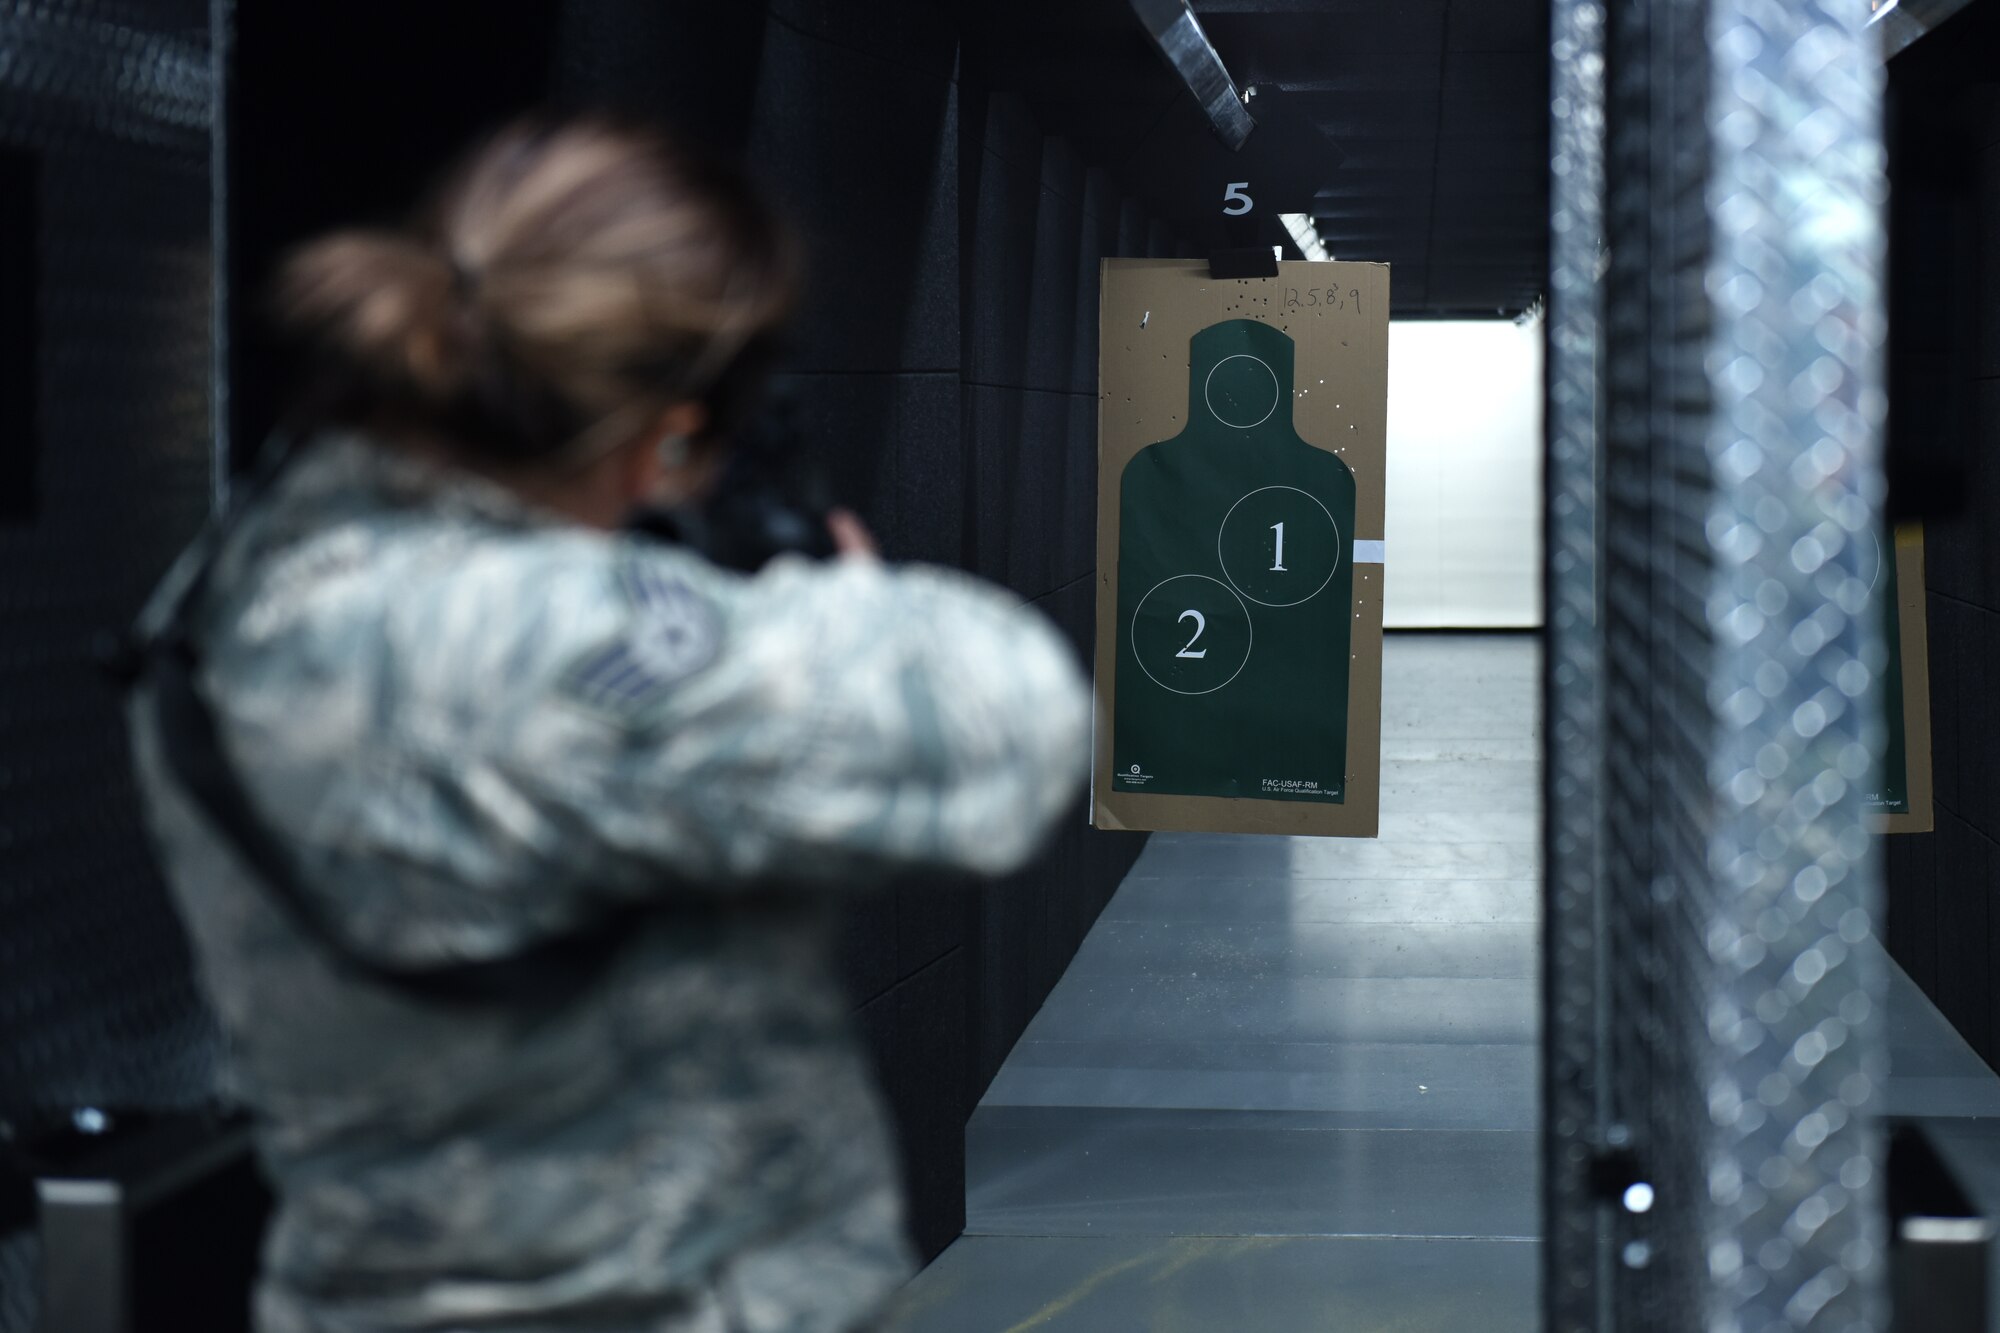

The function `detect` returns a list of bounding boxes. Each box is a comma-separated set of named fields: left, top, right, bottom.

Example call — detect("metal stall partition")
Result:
left=0, top=3, right=232, bottom=1329
left=1543, top=0, right=1610, bottom=1323
left=1543, top=0, right=1890, bottom=1329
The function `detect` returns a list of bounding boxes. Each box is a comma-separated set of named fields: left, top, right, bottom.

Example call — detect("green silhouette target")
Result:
left=1112, top=319, right=1357, bottom=803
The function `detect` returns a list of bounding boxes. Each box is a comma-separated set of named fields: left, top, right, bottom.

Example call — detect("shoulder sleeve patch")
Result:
left=557, top=555, right=723, bottom=722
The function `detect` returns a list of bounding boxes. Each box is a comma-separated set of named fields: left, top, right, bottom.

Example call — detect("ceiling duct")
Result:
left=1129, top=0, right=1255, bottom=151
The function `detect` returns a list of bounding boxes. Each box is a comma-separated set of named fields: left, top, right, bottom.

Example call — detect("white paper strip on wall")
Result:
left=1353, top=539, right=1386, bottom=565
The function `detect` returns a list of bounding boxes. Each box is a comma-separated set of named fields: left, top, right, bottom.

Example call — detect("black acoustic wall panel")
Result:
left=960, top=84, right=1154, bottom=1100
left=0, top=146, right=36, bottom=521
left=227, top=0, right=559, bottom=467
left=549, top=0, right=768, bottom=154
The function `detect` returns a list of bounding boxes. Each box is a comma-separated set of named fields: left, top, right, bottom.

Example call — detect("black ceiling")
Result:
left=968, top=0, right=1551, bottom=318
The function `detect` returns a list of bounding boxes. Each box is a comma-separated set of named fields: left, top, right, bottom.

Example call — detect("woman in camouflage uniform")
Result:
left=127, top=117, right=1087, bottom=1333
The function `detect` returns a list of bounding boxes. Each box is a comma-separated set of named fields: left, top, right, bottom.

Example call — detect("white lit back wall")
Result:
left=1382, top=319, right=1544, bottom=628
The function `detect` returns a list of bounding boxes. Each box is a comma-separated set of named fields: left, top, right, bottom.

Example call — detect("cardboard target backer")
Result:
left=1867, top=524, right=1934, bottom=834
left=1092, top=259, right=1389, bottom=837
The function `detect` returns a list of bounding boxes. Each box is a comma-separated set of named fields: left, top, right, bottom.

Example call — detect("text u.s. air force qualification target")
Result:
left=1093, top=260, right=1388, bottom=838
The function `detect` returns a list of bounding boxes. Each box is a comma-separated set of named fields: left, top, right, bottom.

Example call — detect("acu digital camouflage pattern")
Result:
left=127, top=434, right=1090, bottom=1333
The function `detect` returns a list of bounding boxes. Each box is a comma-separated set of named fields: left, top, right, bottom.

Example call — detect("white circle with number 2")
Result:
left=1130, top=574, right=1253, bottom=696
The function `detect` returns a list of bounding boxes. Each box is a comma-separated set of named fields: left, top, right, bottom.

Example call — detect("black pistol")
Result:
left=629, top=386, right=839, bottom=572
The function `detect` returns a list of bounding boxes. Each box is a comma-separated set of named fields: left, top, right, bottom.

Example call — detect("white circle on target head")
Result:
left=1203, top=354, right=1280, bottom=429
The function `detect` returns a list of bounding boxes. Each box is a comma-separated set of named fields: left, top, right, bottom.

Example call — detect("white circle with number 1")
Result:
left=1218, top=485, right=1341, bottom=607
left=1130, top=575, right=1253, bottom=696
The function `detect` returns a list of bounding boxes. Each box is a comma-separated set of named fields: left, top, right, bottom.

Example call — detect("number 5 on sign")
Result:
left=1223, top=182, right=1253, bottom=216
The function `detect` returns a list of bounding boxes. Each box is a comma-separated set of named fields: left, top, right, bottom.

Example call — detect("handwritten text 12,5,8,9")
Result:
left=1283, top=286, right=1362, bottom=314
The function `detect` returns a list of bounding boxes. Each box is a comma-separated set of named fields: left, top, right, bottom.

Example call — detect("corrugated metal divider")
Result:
left=1542, top=0, right=1890, bottom=1327
left=0, top=3, right=226, bottom=1328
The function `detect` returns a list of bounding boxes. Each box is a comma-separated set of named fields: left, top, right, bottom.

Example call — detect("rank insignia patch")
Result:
left=559, top=558, right=722, bottom=720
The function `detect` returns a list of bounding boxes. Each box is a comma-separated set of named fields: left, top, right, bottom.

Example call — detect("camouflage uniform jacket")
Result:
left=126, top=433, right=1090, bottom=1332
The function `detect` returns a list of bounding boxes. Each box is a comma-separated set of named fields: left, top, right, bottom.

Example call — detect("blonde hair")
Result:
left=275, top=115, right=797, bottom=465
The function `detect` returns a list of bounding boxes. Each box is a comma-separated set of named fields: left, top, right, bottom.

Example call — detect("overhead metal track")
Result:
left=1129, top=0, right=1255, bottom=151
left=1872, top=0, right=1981, bottom=57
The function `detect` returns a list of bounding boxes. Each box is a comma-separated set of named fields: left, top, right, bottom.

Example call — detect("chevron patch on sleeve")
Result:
left=558, top=557, right=722, bottom=720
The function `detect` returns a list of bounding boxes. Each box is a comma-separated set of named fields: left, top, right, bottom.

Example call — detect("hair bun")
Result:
left=273, top=115, right=798, bottom=466
left=277, top=231, right=469, bottom=401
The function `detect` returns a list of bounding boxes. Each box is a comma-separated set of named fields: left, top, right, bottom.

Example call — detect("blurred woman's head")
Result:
left=274, top=114, right=797, bottom=526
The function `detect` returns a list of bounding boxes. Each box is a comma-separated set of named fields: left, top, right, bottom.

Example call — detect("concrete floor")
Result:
left=884, top=632, right=2000, bottom=1331
left=887, top=633, right=1543, bottom=1332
